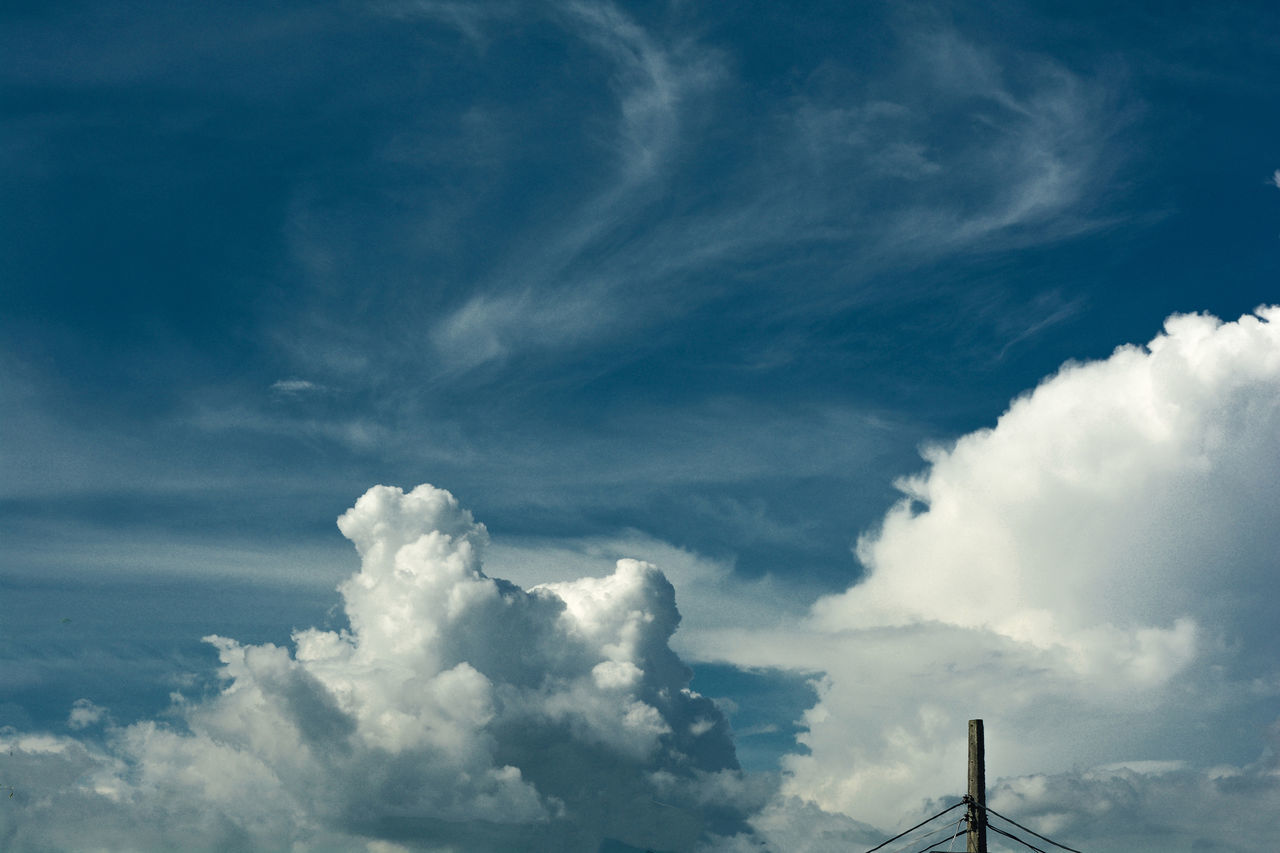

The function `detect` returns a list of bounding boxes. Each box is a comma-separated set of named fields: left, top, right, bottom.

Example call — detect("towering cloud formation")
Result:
left=0, top=485, right=758, bottom=852
left=6, top=308, right=1280, bottom=852
left=816, top=308, right=1280, bottom=679
left=699, top=307, right=1280, bottom=847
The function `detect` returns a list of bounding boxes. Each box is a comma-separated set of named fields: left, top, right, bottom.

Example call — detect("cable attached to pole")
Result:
left=860, top=801, right=968, bottom=853
left=980, top=804, right=1085, bottom=853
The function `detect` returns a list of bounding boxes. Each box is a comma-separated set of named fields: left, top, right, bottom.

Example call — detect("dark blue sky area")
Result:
left=2, top=0, right=1278, bottom=749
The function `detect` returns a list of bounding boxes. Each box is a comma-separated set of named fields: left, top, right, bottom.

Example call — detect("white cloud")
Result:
left=12, top=307, right=1280, bottom=850
left=1271, top=168, right=1280, bottom=189
left=982, top=747, right=1280, bottom=853
left=67, top=698, right=107, bottom=730
left=697, top=307, right=1280, bottom=840
left=426, top=22, right=1126, bottom=375
left=1, top=485, right=763, bottom=852
left=269, top=378, right=324, bottom=395
left=275, top=11, right=1127, bottom=390
left=429, top=284, right=618, bottom=372
left=703, top=796, right=887, bottom=853
left=815, top=306, right=1280, bottom=675
left=425, top=1, right=725, bottom=374
left=781, top=29, right=1126, bottom=273
left=486, top=532, right=814, bottom=661
left=382, top=1, right=513, bottom=47
left=559, top=0, right=720, bottom=185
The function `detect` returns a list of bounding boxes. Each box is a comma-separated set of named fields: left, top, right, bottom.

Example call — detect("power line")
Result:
left=987, top=821, right=1050, bottom=853
left=858, top=722, right=1086, bottom=853
left=905, top=817, right=968, bottom=853
left=881, top=816, right=968, bottom=853
left=860, top=801, right=967, bottom=853
left=982, top=804, right=1085, bottom=853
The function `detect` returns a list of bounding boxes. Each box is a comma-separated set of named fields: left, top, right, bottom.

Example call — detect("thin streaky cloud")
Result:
left=269, top=378, right=324, bottom=394
left=283, top=11, right=1130, bottom=386
left=425, top=2, right=726, bottom=372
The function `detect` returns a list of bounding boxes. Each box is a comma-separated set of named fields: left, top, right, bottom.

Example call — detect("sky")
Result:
left=2, top=1, right=1280, bottom=851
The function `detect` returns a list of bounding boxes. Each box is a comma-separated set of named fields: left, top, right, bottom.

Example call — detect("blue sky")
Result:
left=3, top=2, right=1280, bottom=851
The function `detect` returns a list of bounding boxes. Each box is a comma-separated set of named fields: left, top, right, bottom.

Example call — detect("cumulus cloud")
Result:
left=697, top=307, right=1280, bottom=841
left=9, top=308, right=1280, bottom=851
left=0, top=485, right=762, bottom=852
left=816, top=306, right=1280, bottom=675
left=486, top=532, right=813, bottom=658
left=66, top=698, right=107, bottom=730
left=978, top=734, right=1280, bottom=853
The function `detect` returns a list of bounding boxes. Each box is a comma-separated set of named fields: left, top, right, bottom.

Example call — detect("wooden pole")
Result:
left=967, top=719, right=987, bottom=853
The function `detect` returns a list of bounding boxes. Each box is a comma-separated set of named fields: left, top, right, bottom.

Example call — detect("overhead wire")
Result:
left=860, top=797, right=1085, bottom=853
left=906, top=816, right=968, bottom=853
left=883, top=815, right=968, bottom=853
left=946, top=813, right=963, bottom=853
left=987, top=821, right=1050, bottom=853
left=859, top=801, right=967, bottom=853
left=982, top=804, right=1085, bottom=853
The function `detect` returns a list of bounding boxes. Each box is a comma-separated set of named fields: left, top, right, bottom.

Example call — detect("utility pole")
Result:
left=967, top=719, right=987, bottom=853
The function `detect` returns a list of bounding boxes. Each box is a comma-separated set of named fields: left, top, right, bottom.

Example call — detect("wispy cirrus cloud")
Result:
left=424, top=1, right=726, bottom=373
left=380, top=0, right=516, bottom=47
left=269, top=378, right=326, bottom=395
left=786, top=29, right=1127, bottom=263
left=429, top=281, right=622, bottom=374
left=254, top=3, right=1137, bottom=398
left=557, top=0, right=721, bottom=185
left=416, top=13, right=1130, bottom=377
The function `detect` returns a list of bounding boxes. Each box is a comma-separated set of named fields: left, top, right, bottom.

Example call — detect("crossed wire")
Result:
left=859, top=797, right=1084, bottom=853
left=875, top=815, right=967, bottom=853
